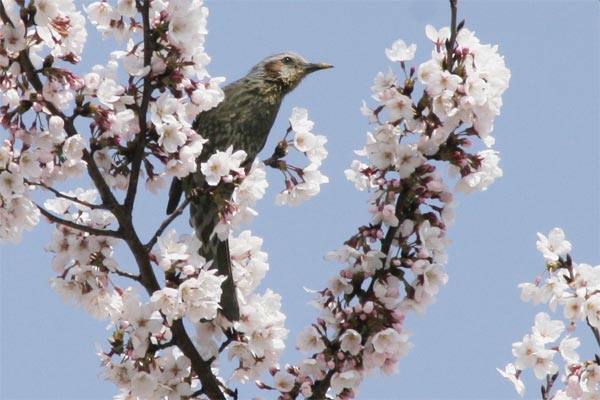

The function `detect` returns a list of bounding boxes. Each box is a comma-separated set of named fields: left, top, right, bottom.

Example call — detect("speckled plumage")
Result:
left=166, top=52, right=332, bottom=321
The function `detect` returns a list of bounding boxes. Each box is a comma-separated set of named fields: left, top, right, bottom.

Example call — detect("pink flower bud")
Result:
left=439, top=191, right=453, bottom=203
left=222, top=175, right=233, bottom=183
left=255, top=380, right=269, bottom=389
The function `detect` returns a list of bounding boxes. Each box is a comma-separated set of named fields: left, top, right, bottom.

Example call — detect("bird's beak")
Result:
left=304, top=62, right=334, bottom=74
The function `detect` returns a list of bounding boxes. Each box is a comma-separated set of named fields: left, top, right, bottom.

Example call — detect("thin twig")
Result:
left=29, top=181, right=107, bottom=210
left=446, top=0, right=459, bottom=72
left=113, top=268, right=141, bottom=282
left=587, top=318, right=600, bottom=348
left=36, top=204, right=121, bottom=238
left=0, top=2, right=14, bottom=28
left=145, top=196, right=191, bottom=251
left=541, top=372, right=558, bottom=400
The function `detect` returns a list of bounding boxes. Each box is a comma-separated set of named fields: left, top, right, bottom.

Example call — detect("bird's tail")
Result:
left=191, top=195, right=240, bottom=321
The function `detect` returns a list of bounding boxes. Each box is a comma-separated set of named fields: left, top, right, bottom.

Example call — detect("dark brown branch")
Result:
left=446, top=0, right=459, bottom=71
left=123, top=0, right=155, bottom=213
left=113, top=268, right=141, bottom=282
left=541, top=372, right=559, bottom=400
left=0, top=1, right=14, bottom=27
left=37, top=204, right=121, bottom=238
left=587, top=318, right=600, bottom=348
left=308, top=370, right=335, bottom=400
left=171, top=319, right=226, bottom=400
left=145, top=196, right=191, bottom=251
left=29, top=181, right=107, bottom=210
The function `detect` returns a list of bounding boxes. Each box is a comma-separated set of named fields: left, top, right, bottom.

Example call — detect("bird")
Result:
left=166, top=52, right=332, bottom=321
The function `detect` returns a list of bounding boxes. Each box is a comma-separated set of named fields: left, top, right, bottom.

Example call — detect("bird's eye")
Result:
left=281, top=56, right=293, bottom=64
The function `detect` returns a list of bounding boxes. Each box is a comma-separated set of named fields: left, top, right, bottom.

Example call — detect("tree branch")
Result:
left=113, top=268, right=141, bottom=282
left=587, top=318, right=600, bottom=348
left=145, top=196, right=191, bottom=251
left=29, top=181, right=107, bottom=210
left=171, top=319, right=226, bottom=400
left=37, top=204, right=121, bottom=238
left=123, top=0, right=155, bottom=213
left=0, top=1, right=14, bottom=27
left=308, top=370, right=335, bottom=400
left=446, top=0, right=459, bottom=71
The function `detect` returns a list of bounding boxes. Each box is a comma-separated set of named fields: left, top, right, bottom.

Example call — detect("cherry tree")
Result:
left=0, top=0, right=510, bottom=399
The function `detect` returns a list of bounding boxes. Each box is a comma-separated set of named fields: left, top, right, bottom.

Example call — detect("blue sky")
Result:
left=1, top=1, right=599, bottom=399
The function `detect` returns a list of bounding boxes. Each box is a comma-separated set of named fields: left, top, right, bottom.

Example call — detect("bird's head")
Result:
left=248, top=52, right=332, bottom=93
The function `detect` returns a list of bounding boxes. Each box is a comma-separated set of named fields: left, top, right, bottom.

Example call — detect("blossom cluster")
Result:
left=226, top=232, right=288, bottom=382
left=261, top=24, right=509, bottom=399
left=0, top=0, right=222, bottom=205
left=0, top=0, right=89, bottom=189
left=84, top=0, right=224, bottom=190
left=200, top=149, right=269, bottom=240
left=42, top=191, right=212, bottom=398
left=0, top=141, right=40, bottom=243
left=270, top=107, right=329, bottom=206
left=149, top=229, right=288, bottom=385
left=100, top=292, right=197, bottom=400
left=499, top=228, right=600, bottom=398
left=46, top=189, right=121, bottom=319
left=0, top=0, right=90, bottom=243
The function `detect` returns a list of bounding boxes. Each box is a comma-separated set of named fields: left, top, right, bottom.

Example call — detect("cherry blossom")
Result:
left=200, top=146, right=247, bottom=186
left=385, top=39, right=416, bottom=62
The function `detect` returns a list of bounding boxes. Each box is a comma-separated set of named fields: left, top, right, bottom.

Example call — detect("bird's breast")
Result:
left=194, top=78, right=286, bottom=169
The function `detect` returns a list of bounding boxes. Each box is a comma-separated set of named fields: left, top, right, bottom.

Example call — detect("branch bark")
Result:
left=36, top=204, right=121, bottom=238
left=30, top=182, right=107, bottom=210
left=445, top=0, right=459, bottom=71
